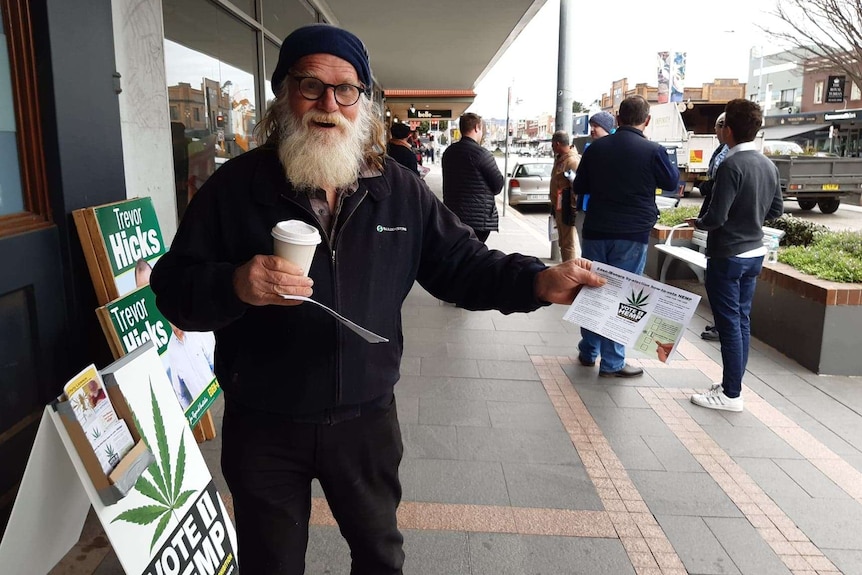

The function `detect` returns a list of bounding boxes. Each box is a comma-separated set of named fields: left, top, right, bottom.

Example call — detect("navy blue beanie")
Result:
left=589, top=111, right=615, bottom=134
left=271, top=24, right=371, bottom=94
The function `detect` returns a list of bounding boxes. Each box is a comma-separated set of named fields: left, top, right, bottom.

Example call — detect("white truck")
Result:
left=644, top=102, right=762, bottom=197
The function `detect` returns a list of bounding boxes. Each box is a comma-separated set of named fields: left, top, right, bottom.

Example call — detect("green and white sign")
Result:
left=102, top=286, right=221, bottom=428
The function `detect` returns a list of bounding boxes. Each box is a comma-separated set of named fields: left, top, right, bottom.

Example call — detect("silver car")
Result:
left=507, top=160, right=554, bottom=206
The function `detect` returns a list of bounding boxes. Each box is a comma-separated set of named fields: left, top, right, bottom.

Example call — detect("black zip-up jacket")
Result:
left=150, top=147, right=547, bottom=416
left=441, top=137, right=505, bottom=232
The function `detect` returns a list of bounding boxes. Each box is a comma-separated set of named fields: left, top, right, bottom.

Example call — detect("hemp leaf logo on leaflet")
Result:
left=112, top=379, right=195, bottom=551
left=627, top=289, right=650, bottom=308
left=618, top=288, right=651, bottom=323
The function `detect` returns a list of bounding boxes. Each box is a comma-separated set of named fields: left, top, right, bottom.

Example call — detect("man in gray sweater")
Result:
left=687, top=99, right=783, bottom=412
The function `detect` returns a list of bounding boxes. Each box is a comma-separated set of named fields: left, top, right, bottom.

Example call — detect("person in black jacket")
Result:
left=386, top=122, right=418, bottom=174
left=150, top=23, right=605, bottom=575
left=441, top=113, right=504, bottom=242
left=573, top=95, right=679, bottom=378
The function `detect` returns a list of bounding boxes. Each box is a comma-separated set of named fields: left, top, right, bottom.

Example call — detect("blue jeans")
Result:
left=578, top=239, right=648, bottom=373
left=705, top=255, right=764, bottom=398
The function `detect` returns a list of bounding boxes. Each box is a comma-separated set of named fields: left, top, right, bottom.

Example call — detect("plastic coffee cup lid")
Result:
left=271, top=220, right=321, bottom=245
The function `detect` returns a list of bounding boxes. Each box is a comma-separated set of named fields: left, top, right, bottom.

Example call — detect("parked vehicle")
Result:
left=771, top=155, right=862, bottom=213
left=506, top=160, right=553, bottom=206
left=762, top=140, right=804, bottom=156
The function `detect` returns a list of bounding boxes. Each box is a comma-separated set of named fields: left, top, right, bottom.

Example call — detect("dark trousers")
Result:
left=474, top=229, right=491, bottom=243
left=221, top=396, right=405, bottom=574
left=705, top=255, right=764, bottom=398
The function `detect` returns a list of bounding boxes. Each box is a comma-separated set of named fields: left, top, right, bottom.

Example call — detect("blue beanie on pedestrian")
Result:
left=589, top=111, right=615, bottom=134
left=271, top=24, right=372, bottom=94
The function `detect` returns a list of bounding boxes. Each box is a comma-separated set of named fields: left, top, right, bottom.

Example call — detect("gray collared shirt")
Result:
left=305, top=161, right=382, bottom=238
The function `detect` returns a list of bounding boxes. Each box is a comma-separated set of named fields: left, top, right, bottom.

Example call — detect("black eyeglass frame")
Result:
left=289, top=75, right=367, bottom=106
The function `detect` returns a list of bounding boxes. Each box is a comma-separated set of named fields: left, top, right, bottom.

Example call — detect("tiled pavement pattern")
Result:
left=53, top=163, right=862, bottom=574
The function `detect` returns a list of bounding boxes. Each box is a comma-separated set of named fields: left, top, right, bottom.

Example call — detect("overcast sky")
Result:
left=469, top=0, right=790, bottom=119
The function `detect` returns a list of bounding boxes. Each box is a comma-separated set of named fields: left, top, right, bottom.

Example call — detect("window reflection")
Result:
left=0, top=14, right=24, bottom=217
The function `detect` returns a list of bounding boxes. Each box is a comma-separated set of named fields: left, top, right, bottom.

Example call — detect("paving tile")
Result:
left=487, top=400, right=563, bottom=431
left=420, top=357, right=480, bottom=378
left=402, top=339, right=449, bottom=358
left=778, top=498, right=862, bottom=550
left=772, top=458, right=852, bottom=500
left=588, top=406, right=675, bottom=438
left=395, top=395, right=420, bottom=424
left=502, top=462, right=602, bottom=511
left=628, top=470, right=743, bottom=517
left=306, top=525, right=351, bottom=574
left=606, top=386, right=651, bottom=409
left=477, top=359, right=542, bottom=381
left=467, top=532, right=636, bottom=575
left=641, top=434, right=704, bottom=473
left=440, top=342, right=531, bottom=361
left=457, top=427, right=581, bottom=465
left=820, top=549, right=862, bottom=575
left=705, top=516, right=794, bottom=575
left=400, top=423, right=458, bottom=460
left=605, top=434, right=666, bottom=471
left=418, top=398, right=490, bottom=427
left=402, top=529, right=471, bottom=575
left=655, top=514, right=741, bottom=575
left=703, top=424, right=803, bottom=459
left=491, top=316, right=570, bottom=333
left=734, top=457, right=812, bottom=505
left=400, top=356, right=421, bottom=376
left=399, top=459, right=509, bottom=505
left=571, top=384, right=618, bottom=408
left=652, top=367, right=713, bottom=388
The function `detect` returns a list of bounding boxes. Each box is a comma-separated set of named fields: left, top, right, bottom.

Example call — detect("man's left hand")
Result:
left=534, top=259, right=606, bottom=305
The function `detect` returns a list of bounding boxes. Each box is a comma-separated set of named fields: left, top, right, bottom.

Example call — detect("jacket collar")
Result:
left=251, top=147, right=388, bottom=206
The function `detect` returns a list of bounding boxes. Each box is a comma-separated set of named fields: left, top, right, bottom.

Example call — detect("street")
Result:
left=494, top=154, right=862, bottom=236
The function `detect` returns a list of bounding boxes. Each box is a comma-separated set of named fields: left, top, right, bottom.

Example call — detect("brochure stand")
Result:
left=73, top=197, right=221, bottom=442
left=0, top=342, right=238, bottom=574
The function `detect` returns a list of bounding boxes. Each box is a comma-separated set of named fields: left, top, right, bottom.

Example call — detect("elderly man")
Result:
left=573, top=95, right=678, bottom=378
left=151, top=23, right=605, bottom=575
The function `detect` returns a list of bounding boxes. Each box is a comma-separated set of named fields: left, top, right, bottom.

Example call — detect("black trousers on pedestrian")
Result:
left=474, top=229, right=491, bottom=243
left=221, top=394, right=405, bottom=574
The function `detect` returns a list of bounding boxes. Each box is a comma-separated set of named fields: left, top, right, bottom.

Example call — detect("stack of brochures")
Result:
left=63, top=365, right=135, bottom=475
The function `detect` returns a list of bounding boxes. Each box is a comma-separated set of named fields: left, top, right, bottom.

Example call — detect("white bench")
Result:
left=655, top=224, right=785, bottom=283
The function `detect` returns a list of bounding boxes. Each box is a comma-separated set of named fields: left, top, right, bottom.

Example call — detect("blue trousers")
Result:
left=578, top=238, right=648, bottom=373
left=705, top=255, right=764, bottom=397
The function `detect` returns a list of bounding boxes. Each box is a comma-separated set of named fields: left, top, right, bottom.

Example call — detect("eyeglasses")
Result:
left=290, top=75, right=364, bottom=106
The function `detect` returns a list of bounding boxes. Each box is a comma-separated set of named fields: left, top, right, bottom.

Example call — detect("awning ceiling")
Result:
left=761, top=123, right=830, bottom=140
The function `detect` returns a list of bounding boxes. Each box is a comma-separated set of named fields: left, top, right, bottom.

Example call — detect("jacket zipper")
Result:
left=331, top=188, right=368, bottom=405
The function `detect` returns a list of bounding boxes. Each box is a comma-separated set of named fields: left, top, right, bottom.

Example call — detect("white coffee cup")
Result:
left=271, top=220, right=322, bottom=275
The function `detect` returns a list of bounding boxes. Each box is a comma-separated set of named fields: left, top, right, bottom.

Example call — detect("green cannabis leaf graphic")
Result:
left=112, top=380, right=195, bottom=551
left=626, top=289, right=650, bottom=308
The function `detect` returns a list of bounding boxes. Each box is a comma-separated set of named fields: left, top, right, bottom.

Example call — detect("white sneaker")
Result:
left=691, top=384, right=743, bottom=412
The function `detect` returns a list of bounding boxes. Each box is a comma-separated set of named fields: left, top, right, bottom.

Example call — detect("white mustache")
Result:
left=303, top=111, right=347, bottom=128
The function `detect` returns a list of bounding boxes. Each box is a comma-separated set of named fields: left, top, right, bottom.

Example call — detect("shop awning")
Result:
left=761, top=123, right=830, bottom=140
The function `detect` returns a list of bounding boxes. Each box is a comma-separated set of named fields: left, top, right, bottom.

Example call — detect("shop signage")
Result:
left=826, top=76, right=846, bottom=104
left=407, top=109, right=451, bottom=119
left=824, top=110, right=860, bottom=121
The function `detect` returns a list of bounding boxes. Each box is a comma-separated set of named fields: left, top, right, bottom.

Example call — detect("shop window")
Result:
left=852, top=82, right=861, bottom=102
left=0, top=0, right=50, bottom=236
left=163, top=0, right=258, bottom=220
left=814, top=80, right=824, bottom=104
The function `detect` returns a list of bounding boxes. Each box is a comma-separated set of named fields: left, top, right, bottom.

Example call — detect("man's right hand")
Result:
left=233, top=255, right=314, bottom=307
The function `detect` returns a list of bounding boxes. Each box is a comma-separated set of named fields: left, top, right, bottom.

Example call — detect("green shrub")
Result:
left=778, top=230, right=862, bottom=283
left=657, top=205, right=699, bottom=226
left=764, top=214, right=829, bottom=246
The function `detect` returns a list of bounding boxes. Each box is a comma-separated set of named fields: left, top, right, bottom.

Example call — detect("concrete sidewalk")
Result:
left=55, top=162, right=862, bottom=574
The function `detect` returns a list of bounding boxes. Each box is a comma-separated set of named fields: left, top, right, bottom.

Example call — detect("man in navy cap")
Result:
left=151, top=23, right=606, bottom=574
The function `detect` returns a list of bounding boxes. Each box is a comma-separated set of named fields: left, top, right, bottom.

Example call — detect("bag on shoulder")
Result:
left=561, top=187, right=577, bottom=227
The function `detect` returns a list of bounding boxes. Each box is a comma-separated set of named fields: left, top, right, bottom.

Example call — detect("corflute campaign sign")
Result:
left=98, top=286, right=221, bottom=428
left=74, top=197, right=165, bottom=305
left=99, top=342, right=238, bottom=574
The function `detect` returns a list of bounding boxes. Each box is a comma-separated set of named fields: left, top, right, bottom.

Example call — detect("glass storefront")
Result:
left=161, top=0, right=326, bottom=221
left=0, top=15, right=24, bottom=217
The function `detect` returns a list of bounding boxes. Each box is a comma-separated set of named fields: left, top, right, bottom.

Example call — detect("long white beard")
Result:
left=278, top=100, right=372, bottom=191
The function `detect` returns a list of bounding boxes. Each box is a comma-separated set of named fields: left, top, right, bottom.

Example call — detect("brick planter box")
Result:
left=752, top=263, right=862, bottom=376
